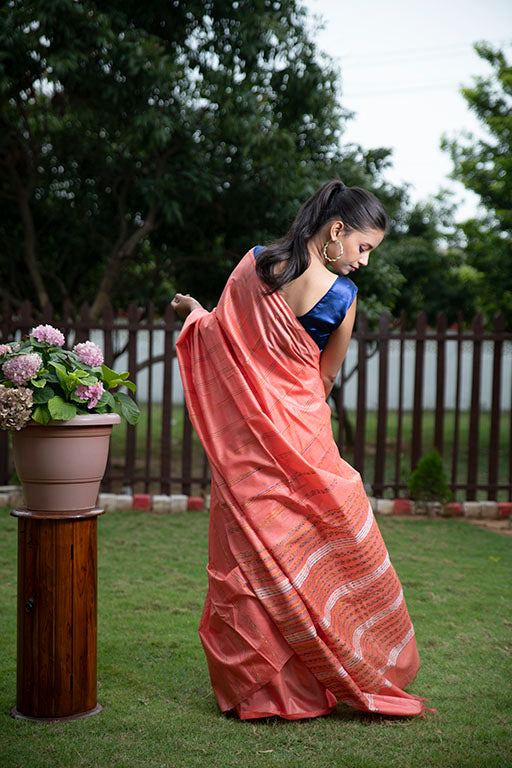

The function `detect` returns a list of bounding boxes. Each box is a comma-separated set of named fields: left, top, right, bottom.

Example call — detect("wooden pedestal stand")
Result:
left=11, top=506, right=104, bottom=722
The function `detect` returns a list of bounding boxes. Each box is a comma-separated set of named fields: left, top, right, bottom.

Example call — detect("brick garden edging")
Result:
left=98, top=492, right=210, bottom=513
left=1, top=486, right=511, bottom=519
left=368, top=497, right=512, bottom=520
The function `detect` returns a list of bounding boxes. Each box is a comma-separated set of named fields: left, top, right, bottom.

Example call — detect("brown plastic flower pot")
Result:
left=12, top=413, right=121, bottom=513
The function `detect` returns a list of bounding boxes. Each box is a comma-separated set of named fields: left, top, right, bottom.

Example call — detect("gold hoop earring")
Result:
left=323, top=238, right=344, bottom=263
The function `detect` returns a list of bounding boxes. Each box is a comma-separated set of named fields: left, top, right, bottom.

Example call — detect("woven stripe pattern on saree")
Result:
left=176, top=249, right=436, bottom=719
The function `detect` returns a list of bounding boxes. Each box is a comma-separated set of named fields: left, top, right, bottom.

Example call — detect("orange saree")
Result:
left=175, top=249, right=436, bottom=719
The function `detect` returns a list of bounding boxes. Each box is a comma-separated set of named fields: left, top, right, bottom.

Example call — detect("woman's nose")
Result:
left=359, top=253, right=370, bottom=266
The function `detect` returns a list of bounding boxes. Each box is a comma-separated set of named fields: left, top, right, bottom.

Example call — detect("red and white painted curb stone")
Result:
left=98, top=492, right=207, bottom=513
left=0, top=486, right=510, bottom=519
left=367, top=497, right=509, bottom=520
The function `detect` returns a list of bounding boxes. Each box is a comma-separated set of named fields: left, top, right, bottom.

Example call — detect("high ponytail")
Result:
left=255, top=179, right=388, bottom=293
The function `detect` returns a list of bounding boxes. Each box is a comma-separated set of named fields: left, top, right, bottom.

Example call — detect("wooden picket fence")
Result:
left=1, top=299, right=510, bottom=500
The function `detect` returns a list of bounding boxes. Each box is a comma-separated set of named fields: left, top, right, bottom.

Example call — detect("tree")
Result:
left=441, top=41, right=512, bottom=327
left=378, top=195, right=480, bottom=327
left=1, top=0, right=198, bottom=315
left=0, top=0, right=408, bottom=318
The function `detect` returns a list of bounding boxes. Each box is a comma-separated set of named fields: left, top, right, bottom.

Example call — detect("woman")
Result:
left=172, top=180, right=436, bottom=720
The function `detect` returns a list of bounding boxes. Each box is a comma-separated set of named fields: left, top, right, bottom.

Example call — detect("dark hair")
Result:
left=256, top=179, right=388, bottom=292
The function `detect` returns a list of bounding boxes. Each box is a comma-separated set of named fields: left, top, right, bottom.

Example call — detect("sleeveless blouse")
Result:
left=253, top=245, right=357, bottom=351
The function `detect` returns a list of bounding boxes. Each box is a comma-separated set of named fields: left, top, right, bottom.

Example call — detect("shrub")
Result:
left=408, top=450, right=453, bottom=503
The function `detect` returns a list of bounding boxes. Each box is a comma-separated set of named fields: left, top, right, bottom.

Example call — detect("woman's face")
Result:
left=328, top=226, right=385, bottom=276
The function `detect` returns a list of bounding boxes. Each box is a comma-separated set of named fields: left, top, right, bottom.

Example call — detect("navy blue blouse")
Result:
left=253, top=245, right=357, bottom=351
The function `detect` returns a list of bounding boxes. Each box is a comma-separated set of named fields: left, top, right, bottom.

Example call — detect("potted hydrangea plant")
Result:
left=0, top=324, right=140, bottom=513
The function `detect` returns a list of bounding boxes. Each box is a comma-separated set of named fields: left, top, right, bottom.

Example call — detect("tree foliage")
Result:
left=380, top=196, right=480, bottom=327
left=441, top=41, right=512, bottom=327
left=0, top=0, right=409, bottom=319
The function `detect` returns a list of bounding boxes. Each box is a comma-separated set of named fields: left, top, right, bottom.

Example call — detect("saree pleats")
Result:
left=176, top=250, right=436, bottom=719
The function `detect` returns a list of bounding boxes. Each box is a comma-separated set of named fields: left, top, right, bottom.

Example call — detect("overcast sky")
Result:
left=302, top=0, right=512, bottom=220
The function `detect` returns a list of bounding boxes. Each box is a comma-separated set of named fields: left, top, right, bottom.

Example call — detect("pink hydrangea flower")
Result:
left=31, top=324, right=65, bottom=347
left=75, top=381, right=105, bottom=409
left=0, top=384, right=33, bottom=430
left=73, top=341, right=104, bottom=367
left=0, top=344, right=11, bottom=356
left=3, top=353, right=43, bottom=385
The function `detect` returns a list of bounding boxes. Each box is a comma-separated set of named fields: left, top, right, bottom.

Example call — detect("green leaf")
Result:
left=50, top=350, right=71, bottom=363
left=79, top=375, right=100, bottom=385
left=48, top=396, right=77, bottom=421
left=106, top=377, right=128, bottom=390
left=32, top=405, right=51, bottom=425
left=30, top=340, right=50, bottom=350
left=65, top=351, right=91, bottom=369
left=32, top=386, right=55, bottom=404
left=100, top=390, right=116, bottom=409
left=114, top=392, right=140, bottom=425
left=101, top=364, right=120, bottom=384
left=108, top=379, right=137, bottom=392
left=103, top=372, right=136, bottom=392
left=30, top=378, right=47, bottom=388
left=49, top=361, right=67, bottom=375
left=49, top=361, right=77, bottom=394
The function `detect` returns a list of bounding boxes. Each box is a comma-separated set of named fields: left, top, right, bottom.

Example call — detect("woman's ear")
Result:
left=330, top=220, right=345, bottom=241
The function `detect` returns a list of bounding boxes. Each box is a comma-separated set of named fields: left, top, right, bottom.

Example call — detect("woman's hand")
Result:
left=171, top=293, right=204, bottom=319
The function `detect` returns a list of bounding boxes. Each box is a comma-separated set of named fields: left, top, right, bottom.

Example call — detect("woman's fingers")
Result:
left=171, top=292, right=191, bottom=302
left=171, top=293, right=203, bottom=319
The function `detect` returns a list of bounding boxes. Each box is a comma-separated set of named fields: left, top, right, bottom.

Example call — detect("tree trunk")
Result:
left=19, top=193, right=50, bottom=310
left=89, top=206, right=159, bottom=321
left=6, top=157, right=49, bottom=310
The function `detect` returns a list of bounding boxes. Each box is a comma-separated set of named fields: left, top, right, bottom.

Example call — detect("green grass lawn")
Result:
left=1, top=508, right=511, bottom=768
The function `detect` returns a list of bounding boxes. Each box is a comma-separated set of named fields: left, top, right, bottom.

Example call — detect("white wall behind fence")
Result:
left=82, top=328, right=511, bottom=411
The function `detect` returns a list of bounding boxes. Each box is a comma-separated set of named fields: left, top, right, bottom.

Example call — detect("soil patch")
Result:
left=464, top=518, right=512, bottom=537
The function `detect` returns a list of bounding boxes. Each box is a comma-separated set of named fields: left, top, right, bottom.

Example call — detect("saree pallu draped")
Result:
left=176, top=250, right=436, bottom=719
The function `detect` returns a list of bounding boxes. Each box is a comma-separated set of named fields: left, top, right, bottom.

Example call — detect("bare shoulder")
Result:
left=280, top=265, right=338, bottom=317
